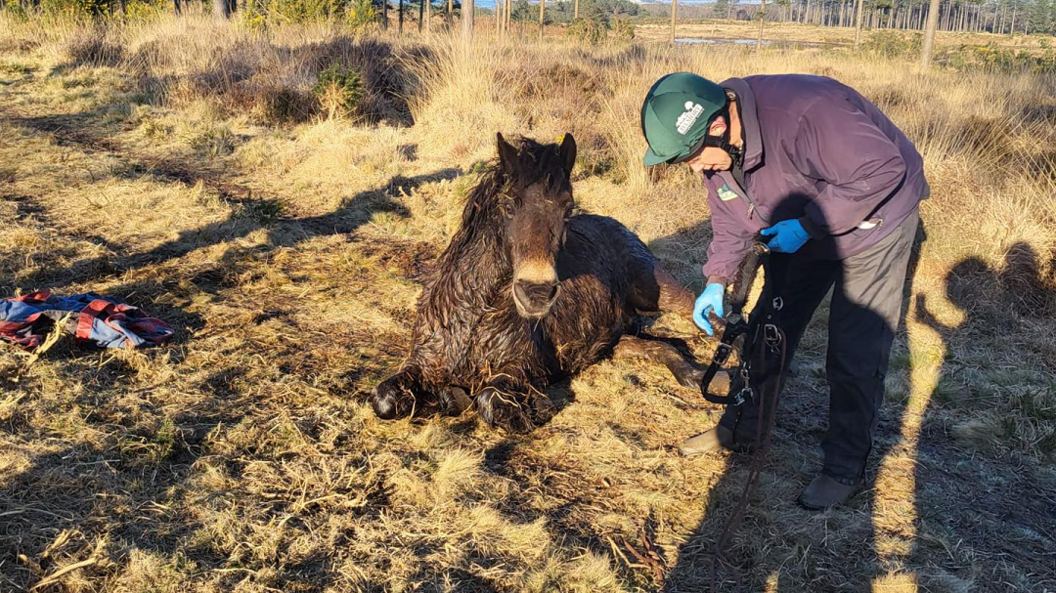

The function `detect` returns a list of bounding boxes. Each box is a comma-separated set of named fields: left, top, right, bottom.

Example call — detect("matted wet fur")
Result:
left=371, top=133, right=702, bottom=432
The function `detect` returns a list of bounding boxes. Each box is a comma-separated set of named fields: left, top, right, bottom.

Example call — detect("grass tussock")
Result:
left=62, top=24, right=125, bottom=68
left=37, top=15, right=424, bottom=125
left=1, top=9, right=1055, bottom=593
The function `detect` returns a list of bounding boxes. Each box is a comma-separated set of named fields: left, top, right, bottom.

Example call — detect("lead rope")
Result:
left=709, top=329, right=786, bottom=591
left=705, top=244, right=788, bottom=592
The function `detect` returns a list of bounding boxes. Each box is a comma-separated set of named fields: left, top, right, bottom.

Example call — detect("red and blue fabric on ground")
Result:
left=0, top=291, right=174, bottom=350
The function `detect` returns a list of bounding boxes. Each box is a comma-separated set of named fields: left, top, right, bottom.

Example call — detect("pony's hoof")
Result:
left=440, top=386, right=474, bottom=417
left=476, top=389, right=534, bottom=434
left=701, top=370, right=731, bottom=395
left=527, top=393, right=556, bottom=425
left=672, top=363, right=732, bottom=393
left=371, top=379, right=415, bottom=420
left=671, top=362, right=704, bottom=388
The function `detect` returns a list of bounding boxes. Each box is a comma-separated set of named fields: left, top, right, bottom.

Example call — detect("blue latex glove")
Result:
left=760, top=219, right=811, bottom=253
left=693, top=283, right=726, bottom=336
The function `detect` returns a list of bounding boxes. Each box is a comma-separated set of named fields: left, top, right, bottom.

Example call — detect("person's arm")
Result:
left=792, top=99, right=907, bottom=237
left=914, top=294, right=951, bottom=333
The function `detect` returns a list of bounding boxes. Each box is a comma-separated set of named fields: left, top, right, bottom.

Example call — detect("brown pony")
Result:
left=371, top=133, right=708, bottom=432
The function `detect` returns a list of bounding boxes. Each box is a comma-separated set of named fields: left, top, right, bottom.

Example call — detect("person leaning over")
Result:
left=640, top=72, right=928, bottom=509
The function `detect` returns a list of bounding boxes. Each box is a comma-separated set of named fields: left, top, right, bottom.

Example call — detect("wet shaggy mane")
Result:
left=458, top=137, right=572, bottom=233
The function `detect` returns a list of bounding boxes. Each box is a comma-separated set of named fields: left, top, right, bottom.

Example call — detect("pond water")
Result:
left=676, top=37, right=770, bottom=46
left=675, top=37, right=836, bottom=48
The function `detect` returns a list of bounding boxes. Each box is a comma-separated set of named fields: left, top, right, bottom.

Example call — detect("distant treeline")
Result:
left=2, top=0, right=637, bottom=22
left=4, top=0, right=1054, bottom=35
left=642, top=0, right=1056, bottom=36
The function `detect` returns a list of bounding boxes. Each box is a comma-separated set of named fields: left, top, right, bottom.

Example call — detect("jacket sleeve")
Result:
left=792, top=99, right=906, bottom=237
left=702, top=177, right=754, bottom=286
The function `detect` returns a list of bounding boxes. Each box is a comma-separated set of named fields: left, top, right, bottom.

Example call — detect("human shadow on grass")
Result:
left=661, top=226, right=1056, bottom=592
left=655, top=205, right=927, bottom=592
left=907, top=244, right=1056, bottom=591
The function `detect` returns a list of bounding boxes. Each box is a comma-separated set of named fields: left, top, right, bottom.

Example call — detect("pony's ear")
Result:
left=496, top=133, right=518, bottom=175
left=558, top=133, right=577, bottom=177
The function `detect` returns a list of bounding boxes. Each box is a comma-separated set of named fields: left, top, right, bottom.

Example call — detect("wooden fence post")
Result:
left=670, top=0, right=678, bottom=45
left=463, top=0, right=474, bottom=40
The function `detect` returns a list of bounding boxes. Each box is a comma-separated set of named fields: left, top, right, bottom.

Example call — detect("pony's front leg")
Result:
left=371, top=366, right=440, bottom=420
left=474, top=378, right=555, bottom=433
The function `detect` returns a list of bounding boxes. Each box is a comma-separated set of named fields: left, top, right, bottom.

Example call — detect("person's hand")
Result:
left=693, top=283, right=726, bottom=336
left=760, top=219, right=810, bottom=253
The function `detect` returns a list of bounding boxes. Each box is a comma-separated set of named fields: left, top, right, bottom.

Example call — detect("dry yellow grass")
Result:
left=635, top=18, right=1056, bottom=51
left=1, top=10, right=1054, bottom=593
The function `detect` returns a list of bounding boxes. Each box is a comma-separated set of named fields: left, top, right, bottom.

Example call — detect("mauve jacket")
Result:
left=701, top=74, right=929, bottom=284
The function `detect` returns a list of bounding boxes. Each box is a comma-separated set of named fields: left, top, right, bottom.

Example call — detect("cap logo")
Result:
left=675, top=101, right=704, bottom=135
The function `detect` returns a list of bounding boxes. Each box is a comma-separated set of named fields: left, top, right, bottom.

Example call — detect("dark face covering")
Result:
left=701, top=102, right=743, bottom=162
left=700, top=99, right=746, bottom=186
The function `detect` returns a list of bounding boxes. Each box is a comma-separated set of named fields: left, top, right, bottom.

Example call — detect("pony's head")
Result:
left=494, top=132, right=577, bottom=320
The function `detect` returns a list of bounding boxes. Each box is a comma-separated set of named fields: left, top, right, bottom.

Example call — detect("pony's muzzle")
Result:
left=513, top=279, right=560, bottom=319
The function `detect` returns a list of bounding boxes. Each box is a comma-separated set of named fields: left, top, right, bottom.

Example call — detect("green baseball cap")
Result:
left=641, top=72, right=727, bottom=166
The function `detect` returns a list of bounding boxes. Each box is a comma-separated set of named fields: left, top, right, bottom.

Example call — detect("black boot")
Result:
left=797, top=473, right=863, bottom=510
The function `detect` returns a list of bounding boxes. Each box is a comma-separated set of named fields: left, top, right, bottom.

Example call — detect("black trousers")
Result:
left=719, top=209, right=919, bottom=482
